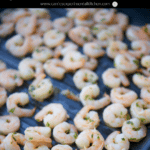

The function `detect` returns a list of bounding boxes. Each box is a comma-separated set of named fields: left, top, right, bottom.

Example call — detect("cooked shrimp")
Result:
left=106, top=40, right=128, bottom=59
left=0, top=60, right=7, bottom=72
left=79, top=84, right=110, bottom=110
left=62, top=51, right=86, bottom=72
left=73, top=69, right=98, bottom=90
left=83, top=42, right=105, bottom=58
left=75, top=129, right=104, bottom=150
left=105, top=131, right=130, bottom=150
left=7, top=92, right=36, bottom=117
left=110, top=87, right=138, bottom=107
left=51, top=144, right=72, bottom=150
left=102, top=68, right=130, bottom=88
left=53, top=122, right=78, bottom=145
left=68, top=26, right=93, bottom=46
left=53, top=17, right=74, bottom=33
left=0, top=69, right=23, bottom=92
left=5, top=34, right=31, bottom=57
left=25, top=126, right=52, bottom=148
left=18, top=57, right=44, bottom=80
left=15, top=15, right=37, bottom=36
left=141, top=87, right=150, bottom=103
left=34, top=103, right=69, bottom=128
left=0, top=115, right=20, bottom=135
left=0, top=22, right=14, bottom=38
left=130, top=99, right=150, bottom=124
left=43, top=29, right=66, bottom=48
left=32, top=46, right=54, bottom=63
left=126, top=25, right=149, bottom=41
left=44, top=58, right=66, bottom=80
left=114, top=52, right=139, bottom=74
left=74, top=105, right=100, bottom=131
left=122, top=118, right=147, bottom=142
left=28, top=74, right=53, bottom=101
left=0, top=87, right=7, bottom=107
left=103, top=103, right=130, bottom=128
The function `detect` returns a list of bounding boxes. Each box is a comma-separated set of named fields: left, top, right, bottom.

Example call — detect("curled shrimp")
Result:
left=79, top=84, right=111, bottom=110
left=51, top=144, right=72, bottom=150
left=103, top=103, right=130, bottom=128
left=34, top=103, right=69, bottom=128
left=122, top=118, right=147, bottom=142
left=0, top=115, right=20, bottom=135
left=53, top=122, right=78, bottom=145
left=140, top=87, right=150, bottom=103
left=83, top=42, right=105, bottom=58
left=62, top=51, right=86, bottom=72
left=0, top=22, right=14, bottom=38
left=53, top=17, right=74, bottom=33
left=32, top=46, right=54, bottom=63
left=105, top=131, right=130, bottom=150
left=7, top=92, right=36, bottom=117
left=75, top=129, right=104, bottom=150
left=130, top=99, right=150, bottom=124
left=0, top=69, right=23, bottom=92
left=106, top=40, right=128, bottom=59
left=114, top=52, right=139, bottom=74
left=5, top=34, right=31, bottom=57
left=25, top=126, right=52, bottom=148
left=68, top=26, right=93, bottom=46
left=0, top=60, right=7, bottom=72
left=102, top=68, right=130, bottom=88
left=43, top=29, right=66, bottom=48
left=74, top=105, right=100, bottom=131
left=73, top=69, right=98, bottom=90
left=110, top=87, right=138, bottom=107
left=28, top=74, right=53, bottom=102
left=18, top=57, right=44, bottom=80
left=44, top=58, right=66, bottom=80
left=0, top=86, right=7, bottom=107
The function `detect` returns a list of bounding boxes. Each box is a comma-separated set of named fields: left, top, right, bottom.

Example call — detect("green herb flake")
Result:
left=29, top=137, right=33, bottom=140
left=74, top=132, right=78, bottom=139
left=9, top=108, right=15, bottom=113
left=122, top=138, right=125, bottom=141
left=46, top=122, right=50, bottom=127
left=92, top=27, right=98, bottom=30
left=133, top=60, right=139, bottom=66
left=65, top=129, right=70, bottom=134
left=126, top=121, right=134, bottom=125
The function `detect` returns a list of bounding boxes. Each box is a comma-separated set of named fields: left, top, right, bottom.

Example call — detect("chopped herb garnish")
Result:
left=9, top=108, right=15, bottom=113
left=126, top=121, right=134, bottom=125
left=29, top=137, right=33, bottom=140
left=46, top=122, right=50, bottom=127
left=133, top=60, right=139, bottom=66
left=29, top=85, right=35, bottom=92
left=74, top=132, right=78, bottom=139
left=92, top=27, right=98, bottom=30
left=65, top=129, right=70, bottom=134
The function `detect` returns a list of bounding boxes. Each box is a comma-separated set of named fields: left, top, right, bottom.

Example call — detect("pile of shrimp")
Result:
left=0, top=8, right=150, bottom=150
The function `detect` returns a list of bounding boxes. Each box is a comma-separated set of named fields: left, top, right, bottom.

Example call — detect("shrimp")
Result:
left=73, top=69, right=99, bottom=90
left=105, top=131, right=130, bottom=150
left=0, top=115, right=20, bottom=135
left=0, top=60, right=7, bottom=72
left=106, top=40, right=128, bottom=59
left=6, top=92, right=36, bottom=117
left=74, top=105, right=100, bottom=131
left=53, top=17, right=74, bottom=33
left=75, top=129, right=104, bottom=150
left=91, top=24, right=107, bottom=35
left=79, top=84, right=111, bottom=110
left=32, top=46, right=54, bottom=63
left=25, top=126, right=52, bottom=148
left=140, top=87, right=150, bottom=103
left=5, top=34, right=31, bottom=57
left=102, top=68, right=130, bottom=88
left=0, top=87, right=7, bottom=108
left=0, top=22, right=14, bottom=38
left=28, top=74, right=53, bottom=102
left=51, top=144, right=73, bottom=150
left=43, top=29, right=66, bottom=48
left=68, top=26, right=93, bottom=46
left=126, top=25, right=149, bottom=41
left=103, top=103, right=130, bottom=128
left=54, top=41, right=78, bottom=58
left=53, top=122, right=78, bottom=145
left=44, top=58, right=66, bottom=80
left=132, top=73, right=150, bottom=88
left=18, top=57, right=44, bottom=80
left=34, top=103, right=69, bottom=128
left=0, top=69, right=23, bottom=92
left=122, top=118, right=147, bottom=142
left=83, top=42, right=105, bottom=58
left=130, top=99, right=150, bottom=124
left=15, top=15, right=37, bottom=36
left=110, top=87, right=138, bottom=107
left=114, top=52, right=139, bottom=74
